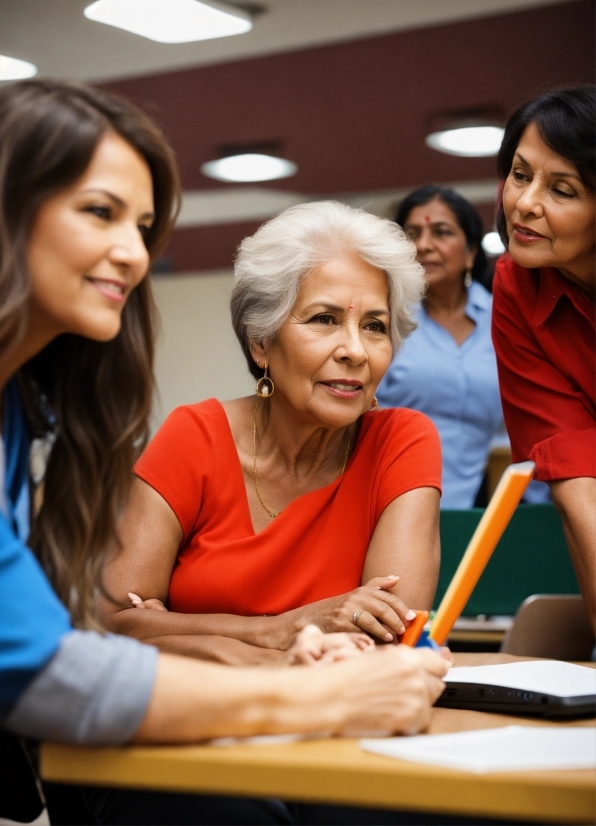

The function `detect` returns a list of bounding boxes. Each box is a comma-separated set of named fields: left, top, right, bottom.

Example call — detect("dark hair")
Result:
left=0, top=79, right=180, bottom=627
left=496, top=85, right=596, bottom=246
left=395, top=185, right=490, bottom=288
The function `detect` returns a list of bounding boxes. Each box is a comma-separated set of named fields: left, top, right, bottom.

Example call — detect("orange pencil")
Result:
left=398, top=610, right=429, bottom=646
left=429, top=461, right=534, bottom=647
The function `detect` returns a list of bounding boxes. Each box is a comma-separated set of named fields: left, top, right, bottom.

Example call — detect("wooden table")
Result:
left=40, top=654, right=595, bottom=824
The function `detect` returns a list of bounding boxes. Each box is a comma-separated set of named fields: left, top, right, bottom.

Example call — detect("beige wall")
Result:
left=150, top=270, right=254, bottom=428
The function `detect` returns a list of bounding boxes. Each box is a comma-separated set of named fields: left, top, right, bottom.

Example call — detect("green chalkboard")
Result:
left=434, top=504, right=580, bottom=617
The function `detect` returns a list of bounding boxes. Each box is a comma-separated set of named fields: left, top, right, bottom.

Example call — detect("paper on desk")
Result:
left=444, top=660, right=596, bottom=697
left=361, top=726, right=596, bottom=773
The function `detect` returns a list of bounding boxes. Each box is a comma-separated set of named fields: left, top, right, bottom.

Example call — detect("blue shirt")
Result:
left=0, top=381, right=71, bottom=717
left=377, top=282, right=503, bottom=509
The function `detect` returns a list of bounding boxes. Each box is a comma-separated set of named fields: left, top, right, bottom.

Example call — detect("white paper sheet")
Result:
left=444, top=660, right=596, bottom=698
left=361, top=726, right=596, bottom=773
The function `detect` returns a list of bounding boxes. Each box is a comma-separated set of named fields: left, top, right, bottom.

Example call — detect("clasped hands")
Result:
left=127, top=590, right=375, bottom=665
left=128, top=574, right=433, bottom=666
left=298, top=575, right=421, bottom=644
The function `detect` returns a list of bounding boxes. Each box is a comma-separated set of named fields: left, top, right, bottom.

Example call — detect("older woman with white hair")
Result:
left=101, top=201, right=442, bottom=662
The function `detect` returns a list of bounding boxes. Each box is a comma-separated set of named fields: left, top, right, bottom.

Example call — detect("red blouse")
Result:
left=492, top=255, right=595, bottom=482
left=135, top=400, right=441, bottom=616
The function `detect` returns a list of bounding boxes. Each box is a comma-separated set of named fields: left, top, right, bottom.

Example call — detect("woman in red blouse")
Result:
left=492, top=86, right=595, bottom=633
left=101, top=201, right=443, bottom=663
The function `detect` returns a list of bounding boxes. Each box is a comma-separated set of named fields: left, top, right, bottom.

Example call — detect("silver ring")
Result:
left=352, top=611, right=362, bottom=626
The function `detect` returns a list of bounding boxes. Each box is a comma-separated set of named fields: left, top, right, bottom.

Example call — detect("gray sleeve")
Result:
left=4, top=630, right=158, bottom=744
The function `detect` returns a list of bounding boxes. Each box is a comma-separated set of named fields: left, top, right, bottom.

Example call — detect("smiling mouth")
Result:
left=323, top=381, right=362, bottom=391
left=320, top=381, right=363, bottom=398
left=85, top=277, right=127, bottom=302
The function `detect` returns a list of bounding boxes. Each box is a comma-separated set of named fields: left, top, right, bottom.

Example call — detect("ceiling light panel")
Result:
left=84, top=0, right=252, bottom=44
left=426, top=126, right=504, bottom=157
left=201, top=154, right=297, bottom=183
left=0, top=55, right=37, bottom=80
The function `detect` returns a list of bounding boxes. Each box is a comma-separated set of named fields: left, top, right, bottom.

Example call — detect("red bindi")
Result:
left=424, top=215, right=431, bottom=223
left=348, top=304, right=354, bottom=310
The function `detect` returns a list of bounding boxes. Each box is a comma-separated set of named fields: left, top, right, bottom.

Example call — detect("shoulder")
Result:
left=170, top=397, right=224, bottom=421
left=360, top=410, right=441, bottom=508
left=135, top=400, right=223, bottom=525
left=363, top=407, right=439, bottom=447
left=138, top=399, right=226, bottom=465
left=159, top=398, right=226, bottom=435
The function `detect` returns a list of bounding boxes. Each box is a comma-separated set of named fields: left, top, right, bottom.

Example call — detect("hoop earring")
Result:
left=256, top=366, right=275, bottom=398
left=368, top=396, right=378, bottom=412
left=464, top=269, right=472, bottom=288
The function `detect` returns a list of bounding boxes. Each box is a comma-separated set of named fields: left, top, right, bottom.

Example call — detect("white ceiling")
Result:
left=1, top=0, right=573, bottom=83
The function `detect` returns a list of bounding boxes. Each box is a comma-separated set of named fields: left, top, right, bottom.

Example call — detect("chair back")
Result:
left=435, top=504, right=580, bottom=616
left=500, top=595, right=595, bottom=660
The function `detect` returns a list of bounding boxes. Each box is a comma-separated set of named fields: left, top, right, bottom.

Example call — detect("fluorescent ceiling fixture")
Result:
left=482, top=231, right=506, bottom=256
left=426, top=126, right=504, bottom=158
left=84, top=0, right=252, bottom=44
left=201, top=154, right=298, bottom=183
left=0, top=55, right=37, bottom=81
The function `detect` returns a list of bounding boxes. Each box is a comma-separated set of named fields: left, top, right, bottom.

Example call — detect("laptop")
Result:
left=436, top=660, right=596, bottom=719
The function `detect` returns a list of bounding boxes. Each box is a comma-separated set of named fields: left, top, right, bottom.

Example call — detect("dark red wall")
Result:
left=103, top=0, right=594, bottom=271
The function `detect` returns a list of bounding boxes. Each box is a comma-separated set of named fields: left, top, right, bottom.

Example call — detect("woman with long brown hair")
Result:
left=0, top=80, right=448, bottom=824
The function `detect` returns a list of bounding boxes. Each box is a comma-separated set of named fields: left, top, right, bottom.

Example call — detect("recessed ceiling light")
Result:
left=426, top=125, right=504, bottom=158
left=0, top=55, right=37, bottom=81
left=482, top=231, right=506, bottom=256
left=201, top=154, right=297, bottom=183
left=84, top=0, right=252, bottom=44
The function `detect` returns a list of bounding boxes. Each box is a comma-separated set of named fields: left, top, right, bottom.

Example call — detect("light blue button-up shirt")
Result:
left=377, top=282, right=503, bottom=509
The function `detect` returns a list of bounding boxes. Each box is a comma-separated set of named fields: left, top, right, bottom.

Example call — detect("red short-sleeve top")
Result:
left=135, top=400, right=441, bottom=616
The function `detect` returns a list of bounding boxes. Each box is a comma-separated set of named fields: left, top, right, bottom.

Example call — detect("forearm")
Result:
left=133, top=655, right=337, bottom=743
left=5, top=628, right=336, bottom=743
left=8, top=627, right=450, bottom=744
left=103, top=605, right=282, bottom=648
left=103, top=600, right=326, bottom=651
left=134, top=645, right=450, bottom=744
left=143, top=633, right=285, bottom=665
left=550, top=477, right=596, bottom=634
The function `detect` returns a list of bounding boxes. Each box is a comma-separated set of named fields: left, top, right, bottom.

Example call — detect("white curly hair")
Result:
left=231, top=200, right=425, bottom=378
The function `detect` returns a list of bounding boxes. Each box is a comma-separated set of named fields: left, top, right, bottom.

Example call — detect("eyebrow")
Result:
left=302, top=302, right=390, bottom=316
left=405, top=220, right=454, bottom=229
left=514, top=152, right=581, bottom=181
left=81, top=188, right=155, bottom=221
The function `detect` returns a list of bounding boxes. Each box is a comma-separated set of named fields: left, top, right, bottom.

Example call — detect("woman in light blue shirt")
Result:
left=377, top=186, right=502, bottom=509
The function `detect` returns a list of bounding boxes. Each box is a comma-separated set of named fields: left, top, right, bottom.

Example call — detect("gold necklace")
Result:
left=252, top=399, right=351, bottom=519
